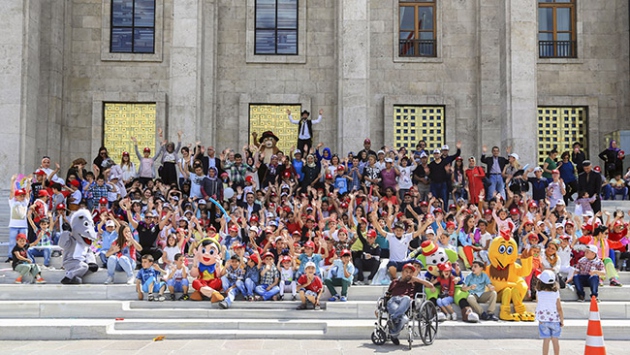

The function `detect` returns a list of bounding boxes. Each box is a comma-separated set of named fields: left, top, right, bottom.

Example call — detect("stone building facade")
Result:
left=1, top=0, right=628, bottom=188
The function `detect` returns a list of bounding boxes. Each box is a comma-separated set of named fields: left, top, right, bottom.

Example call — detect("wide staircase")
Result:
left=0, top=189, right=629, bottom=341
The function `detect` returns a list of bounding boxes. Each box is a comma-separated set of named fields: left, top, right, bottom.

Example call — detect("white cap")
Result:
left=586, top=245, right=598, bottom=254
left=294, top=149, right=301, bottom=155
left=432, top=149, right=441, bottom=154
left=249, top=226, right=259, bottom=233
left=537, top=270, right=556, bottom=285
left=509, top=153, right=520, bottom=160
left=198, top=199, right=206, bottom=205
left=536, top=221, right=545, bottom=227
left=281, top=184, right=290, bottom=190
left=425, top=227, right=435, bottom=235
left=384, top=158, right=393, bottom=163
left=441, top=145, right=449, bottom=151
left=420, top=152, right=428, bottom=158
left=583, top=211, right=594, bottom=217
left=533, top=167, right=543, bottom=172
left=556, top=199, right=565, bottom=206
left=377, top=150, right=385, bottom=155
left=305, top=261, right=316, bottom=269
left=105, top=220, right=115, bottom=227
left=555, top=223, right=564, bottom=229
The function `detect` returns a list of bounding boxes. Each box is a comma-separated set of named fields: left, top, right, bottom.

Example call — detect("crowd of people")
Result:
left=5, top=112, right=629, bottom=317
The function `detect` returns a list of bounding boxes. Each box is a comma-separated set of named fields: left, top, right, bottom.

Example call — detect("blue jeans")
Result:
left=244, top=278, right=257, bottom=297
left=107, top=255, right=134, bottom=278
left=573, top=274, right=600, bottom=298
left=602, top=185, right=613, bottom=200
left=141, top=276, right=165, bottom=293
left=99, top=252, right=109, bottom=267
left=430, top=182, right=448, bottom=206
left=387, top=295, right=411, bottom=336
left=222, top=277, right=246, bottom=306
left=167, top=278, right=189, bottom=292
left=255, top=284, right=280, bottom=300
left=8, top=227, right=27, bottom=259
left=612, top=187, right=628, bottom=200
left=28, top=248, right=51, bottom=267
left=487, top=174, right=505, bottom=200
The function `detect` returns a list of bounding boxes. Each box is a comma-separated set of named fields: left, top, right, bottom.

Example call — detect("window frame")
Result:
left=254, top=0, right=299, bottom=56
left=393, top=1, right=442, bottom=63
left=110, top=0, right=157, bottom=54
left=398, top=0, right=437, bottom=58
left=537, top=0, right=577, bottom=59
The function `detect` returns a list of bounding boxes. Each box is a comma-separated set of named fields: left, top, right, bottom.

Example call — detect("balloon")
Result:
left=224, top=187, right=235, bottom=199
left=208, top=197, right=230, bottom=223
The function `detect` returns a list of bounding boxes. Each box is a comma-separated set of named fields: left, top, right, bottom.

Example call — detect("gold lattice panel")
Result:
left=249, top=104, right=302, bottom=155
left=394, top=106, right=444, bottom=152
left=537, top=107, right=587, bottom=166
left=104, top=103, right=157, bottom=167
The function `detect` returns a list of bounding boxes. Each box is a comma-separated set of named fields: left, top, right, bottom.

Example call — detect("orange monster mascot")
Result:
left=189, top=238, right=225, bottom=302
left=485, top=231, right=535, bottom=321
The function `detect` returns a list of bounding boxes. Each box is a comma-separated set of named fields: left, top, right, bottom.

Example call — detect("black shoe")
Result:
left=5, top=258, right=12, bottom=263
left=391, top=337, right=400, bottom=345
left=488, top=313, right=499, bottom=321
left=60, top=277, right=72, bottom=284
left=179, top=294, right=189, bottom=301
left=578, top=295, right=585, bottom=302
left=480, top=312, right=489, bottom=321
left=170, top=294, right=176, bottom=301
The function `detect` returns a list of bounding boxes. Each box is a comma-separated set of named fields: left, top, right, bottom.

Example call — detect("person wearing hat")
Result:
left=254, top=252, right=281, bottom=301
left=570, top=142, right=587, bottom=174
left=353, top=229, right=381, bottom=285
left=218, top=254, right=247, bottom=308
left=325, top=249, right=355, bottom=302
left=577, top=160, right=602, bottom=213
left=534, top=269, right=564, bottom=355
left=426, top=141, right=462, bottom=206
left=11, top=233, right=45, bottom=284
left=27, top=189, right=50, bottom=243
left=288, top=108, right=323, bottom=154
left=7, top=176, right=29, bottom=262
left=357, top=138, right=377, bottom=163
left=296, top=261, right=324, bottom=310
left=277, top=255, right=297, bottom=301
left=572, top=244, right=605, bottom=301
left=385, top=263, right=436, bottom=344
left=121, top=199, right=171, bottom=265
left=131, top=135, right=164, bottom=187
left=481, top=145, right=510, bottom=200
left=525, top=165, right=550, bottom=203
left=30, top=168, right=48, bottom=205
left=96, top=218, right=120, bottom=266
left=243, top=253, right=261, bottom=301
left=297, top=240, right=323, bottom=277
left=599, top=140, right=625, bottom=179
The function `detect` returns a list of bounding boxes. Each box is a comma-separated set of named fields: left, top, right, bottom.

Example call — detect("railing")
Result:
left=399, top=39, right=437, bottom=57
left=538, top=40, right=577, bottom=58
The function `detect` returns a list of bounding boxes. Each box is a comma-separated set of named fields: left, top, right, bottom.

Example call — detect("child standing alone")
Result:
left=535, top=270, right=564, bottom=355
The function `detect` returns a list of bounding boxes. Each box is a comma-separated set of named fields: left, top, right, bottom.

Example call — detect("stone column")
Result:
left=337, top=0, right=370, bottom=155
left=199, top=0, right=218, bottom=146
left=168, top=0, right=201, bottom=141
left=0, top=0, right=41, bottom=188
left=500, top=0, right=538, bottom=165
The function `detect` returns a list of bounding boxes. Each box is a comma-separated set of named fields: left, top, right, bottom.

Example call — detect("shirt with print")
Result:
left=297, top=274, right=323, bottom=293
left=259, top=264, right=279, bottom=285
left=136, top=267, right=161, bottom=283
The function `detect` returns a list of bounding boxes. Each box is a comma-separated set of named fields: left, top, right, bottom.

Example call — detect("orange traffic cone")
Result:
left=584, top=296, right=606, bottom=355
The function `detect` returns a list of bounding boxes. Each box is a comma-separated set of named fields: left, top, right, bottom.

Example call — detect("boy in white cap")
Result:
left=572, top=245, right=605, bottom=302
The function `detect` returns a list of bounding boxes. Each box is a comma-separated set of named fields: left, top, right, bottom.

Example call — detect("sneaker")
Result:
left=170, top=294, right=176, bottom=301
left=179, top=294, right=189, bottom=301
left=104, top=276, right=114, bottom=285
left=450, top=313, right=458, bottom=321
left=5, top=258, right=12, bottom=263
left=577, top=295, right=585, bottom=302
left=36, top=276, right=46, bottom=284
left=566, top=283, right=575, bottom=291
left=296, top=303, right=307, bottom=310
left=127, top=276, right=135, bottom=285
left=355, top=280, right=364, bottom=285
left=599, top=279, right=604, bottom=287
left=391, top=336, right=400, bottom=345
left=610, top=279, right=622, bottom=287
left=340, top=296, right=347, bottom=302
left=157, top=295, right=165, bottom=302
left=314, top=304, right=321, bottom=310
left=14, top=276, right=22, bottom=284
left=328, top=295, right=339, bottom=302
left=480, top=312, right=489, bottom=321
left=219, top=300, right=229, bottom=309
left=148, top=294, right=155, bottom=302
left=292, top=295, right=297, bottom=301
left=488, top=313, right=499, bottom=321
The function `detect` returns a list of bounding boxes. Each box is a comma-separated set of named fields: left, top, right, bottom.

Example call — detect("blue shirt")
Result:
left=298, top=253, right=323, bottom=274
left=100, top=231, right=118, bottom=252
left=244, top=265, right=260, bottom=283
left=136, top=267, right=160, bottom=283
left=330, top=259, right=355, bottom=282
left=334, top=176, right=348, bottom=195
left=464, top=272, right=492, bottom=297
left=558, top=161, right=576, bottom=183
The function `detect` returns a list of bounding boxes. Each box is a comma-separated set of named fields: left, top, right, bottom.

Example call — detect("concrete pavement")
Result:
left=0, top=339, right=626, bottom=355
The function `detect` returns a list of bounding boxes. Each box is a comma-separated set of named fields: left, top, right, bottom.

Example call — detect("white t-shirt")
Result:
left=479, top=231, right=493, bottom=249
left=8, top=198, right=28, bottom=228
left=386, top=232, right=413, bottom=262
left=535, top=290, right=561, bottom=322
left=557, top=245, right=572, bottom=268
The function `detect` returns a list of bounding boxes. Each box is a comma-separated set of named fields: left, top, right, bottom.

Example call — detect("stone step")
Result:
left=0, top=318, right=628, bottom=341
left=0, top=299, right=627, bottom=320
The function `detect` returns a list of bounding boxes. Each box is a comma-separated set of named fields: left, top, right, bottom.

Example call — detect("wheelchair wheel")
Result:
left=417, top=301, right=439, bottom=345
left=371, top=328, right=387, bottom=345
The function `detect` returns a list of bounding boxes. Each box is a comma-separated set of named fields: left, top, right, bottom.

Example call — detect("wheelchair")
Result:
left=371, top=291, right=439, bottom=349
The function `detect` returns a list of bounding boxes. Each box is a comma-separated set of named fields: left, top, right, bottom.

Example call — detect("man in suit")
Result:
left=196, top=145, right=223, bottom=177
left=577, top=160, right=602, bottom=213
left=480, top=145, right=509, bottom=200
left=288, top=109, right=323, bottom=153
left=237, top=191, right=261, bottom=220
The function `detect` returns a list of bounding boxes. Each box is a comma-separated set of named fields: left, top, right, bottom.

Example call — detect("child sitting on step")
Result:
left=135, top=254, right=167, bottom=302
left=12, top=233, right=45, bottom=284
left=165, top=253, right=189, bottom=301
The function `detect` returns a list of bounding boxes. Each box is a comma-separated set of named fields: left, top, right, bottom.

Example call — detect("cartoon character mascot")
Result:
left=415, top=240, right=479, bottom=323
left=486, top=231, right=535, bottom=321
left=58, top=209, right=99, bottom=284
left=189, top=238, right=225, bottom=303
left=253, top=131, right=280, bottom=164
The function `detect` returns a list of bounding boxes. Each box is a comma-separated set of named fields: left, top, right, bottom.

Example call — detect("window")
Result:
left=103, top=103, right=156, bottom=166
left=394, top=106, right=444, bottom=151
left=110, top=0, right=156, bottom=53
left=538, top=0, right=576, bottom=58
left=537, top=106, right=587, bottom=165
left=249, top=104, right=301, bottom=154
left=255, top=0, right=298, bottom=55
left=399, top=0, right=436, bottom=57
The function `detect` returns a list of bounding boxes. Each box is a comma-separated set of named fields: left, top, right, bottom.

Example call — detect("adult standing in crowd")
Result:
left=599, top=140, right=625, bottom=179
left=571, top=142, right=587, bottom=174
left=480, top=145, right=509, bottom=200
left=288, top=108, right=323, bottom=153
left=577, top=160, right=602, bottom=213
left=425, top=141, right=461, bottom=206
left=557, top=151, right=577, bottom=204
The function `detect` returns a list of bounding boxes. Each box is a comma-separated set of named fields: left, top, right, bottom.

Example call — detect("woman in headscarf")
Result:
left=301, top=154, right=321, bottom=193
left=599, top=140, right=625, bottom=179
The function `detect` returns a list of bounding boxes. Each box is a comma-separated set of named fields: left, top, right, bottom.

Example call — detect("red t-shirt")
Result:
left=298, top=274, right=323, bottom=293
left=32, top=200, right=48, bottom=223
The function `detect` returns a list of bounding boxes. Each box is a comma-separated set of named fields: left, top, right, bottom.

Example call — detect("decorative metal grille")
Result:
left=249, top=104, right=302, bottom=155
left=537, top=106, right=587, bottom=165
left=394, top=105, right=444, bottom=152
left=104, top=103, right=157, bottom=167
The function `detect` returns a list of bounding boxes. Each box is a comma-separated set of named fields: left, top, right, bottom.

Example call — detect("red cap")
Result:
left=565, top=220, right=575, bottom=226
left=551, top=169, right=560, bottom=175
left=233, top=243, right=245, bottom=249
left=455, top=156, right=463, bottom=161
left=340, top=249, right=351, bottom=257
left=304, top=241, right=315, bottom=249
left=292, top=231, right=301, bottom=236
left=364, top=138, right=371, bottom=144
left=446, top=221, right=456, bottom=229
left=402, top=263, right=416, bottom=272
left=510, top=208, right=519, bottom=215
left=449, top=204, right=456, bottom=210
left=229, top=225, right=239, bottom=232
left=220, top=172, right=229, bottom=177
left=306, top=215, right=315, bottom=222
left=529, top=201, right=538, bottom=208
left=15, top=189, right=26, bottom=196
left=38, top=190, right=49, bottom=197
left=367, top=230, right=377, bottom=238
left=248, top=254, right=260, bottom=264
left=245, top=176, right=253, bottom=183
left=122, top=151, right=129, bottom=156
left=340, top=202, right=348, bottom=209
left=16, top=233, right=27, bottom=240
left=523, top=220, right=534, bottom=226
left=99, top=197, right=108, bottom=205
left=176, top=228, right=185, bottom=234
left=433, top=208, right=443, bottom=214
left=420, top=201, right=428, bottom=207
left=283, top=206, right=291, bottom=214
left=250, top=215, right=259, bottom=222
left=34, top=169, right=47, bottom=176
left=143, top=147, right=151, bottom=153
left=337, top=165, right=345, bottom=171
left=69, top=179, right=80, bottom=187
left=207, top=225, right=217, bottom=232
left=594, top=166, right=601, bottom=173
left=56, top=203, right=66, bottom=210
left=464, top=209, right=472, bottom=215
left=360, top=217, right=368, bottom=225
left=262, top=252, right=275, bottom=260
left=281, top=255, right=292, bottom=263
left=325, top=173, right=333, bottom=180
